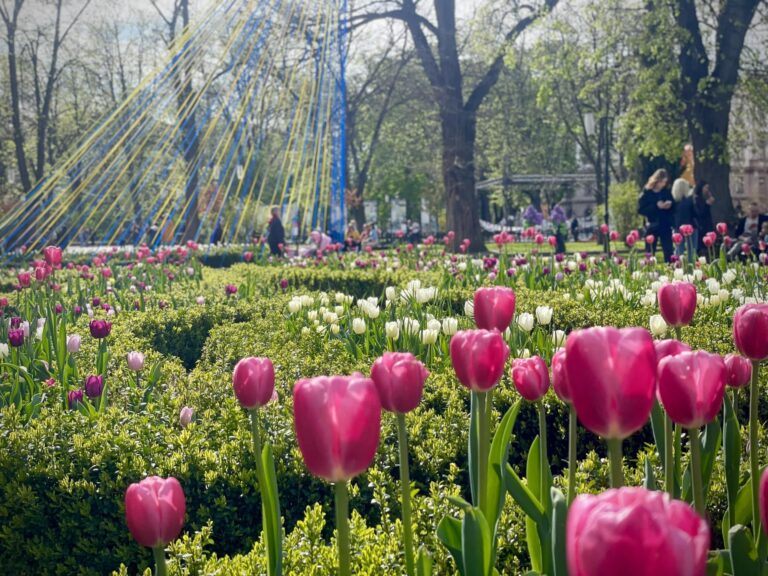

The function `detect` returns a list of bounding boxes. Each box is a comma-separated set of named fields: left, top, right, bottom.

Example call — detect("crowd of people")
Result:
left=637, top=168, right=764, bottom=263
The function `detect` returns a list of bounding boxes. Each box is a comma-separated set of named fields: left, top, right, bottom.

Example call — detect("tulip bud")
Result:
left=8, top=328, right=24, bottom=347
left=371, top=352, right=429, bottom=414
left=654, top=339, right=690, bottom=363
left=450, top=329, right=510, bottom=392
left=649, top=314, right=668, bottom=337
left=658, top=282, right=697, bottom=327
left=126, top=351, right=145, bottom=372
left=84, top=374, right=104, bottom=398
left=179, top=406, right=194, bottom=428
left=125, top=476, right=186, bottom=548
left=551, top=348, right=571, bottom=404
left=385, top=321, right=400, bottom=341
left=66, top=334, right=81, bottom=354
left=535, top=306, right=553, bottom=325
left=565, top=327, right=656, bottom=439
left=0, top=343, right=8, bottom=359
left=723, top=353, right=752, bottom=389
left=511, top=356, right=550, bottom=402
left=473, top=287, right=516, bottom=332
left=89, top=319, right=112, bottom=339
left=441, top=317, right=458, bottom=336
left=68, top=389, right=83, bottom=408
left=352, top=318, right=366, bottom=334
left=293, top=374, right=381, bottom=482
left=516, top=312, right=534, bottom=333
left=733, top=304, right=768, bottom=361
left=567, top=487, right=709, bottom=576
left=232, top=357, right=275, bottom=409
left=658, top=351, right=726, bottom=428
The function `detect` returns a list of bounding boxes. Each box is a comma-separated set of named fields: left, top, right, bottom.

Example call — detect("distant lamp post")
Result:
left=599, top=116, right=613, bottom=253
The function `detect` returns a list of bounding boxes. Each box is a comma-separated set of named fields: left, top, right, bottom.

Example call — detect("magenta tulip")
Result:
left=473, top=287, right=516, bottom=332
left=511, top=356, right=550, bottom=402
left=567, top=487, right=709, bottom=576
left=293, top=374, right=381, bottom=482
left=84, top=374, right=104, bottom=398
left=564, top=327, right=657, bottom=439
left=551, top=348, right=571, bottom=404
left=733, top=304, right=768, bottom=361
left=450, top=329, right=510, bottom=392
left=658, top=282, right=697, bottom=327
left=724, top=353, right=752, bottom=389
left=370, top=352, right=429, bottom=414
left=125, top=476, right=186, bottom=548
left=17, top=271, right=31, bottom=288
left=654, top=339, right=691, bottom=363
left=232, top=357, right=275, bottom=410
left=8, top=329, right=24, bottom=347
left=658, top=351, right=726, bottom=429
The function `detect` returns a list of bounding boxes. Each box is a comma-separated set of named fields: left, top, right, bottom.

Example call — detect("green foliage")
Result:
left=609, top=181, right=645, bottom=236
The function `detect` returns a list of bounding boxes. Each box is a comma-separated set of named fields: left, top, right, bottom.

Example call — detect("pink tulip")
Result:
left=723, top=353, right=752, bottom=389
left=609, top=230, right=619, bottom=241
left=680, top=224, right=694, bottom=237
left=658, top=351, right=726, bottom=428
left=600, top=223, right=609, bottom=234
left=551, top=348, right=571, bottom=404
left=232, top=357, right=275, bottom=409
left=567, top=487, right=709, bottom=576
left=733, top=304, right=768, bottom=361
left=125, top=476, right=186, bottom=548
left=564, top=327, right=657, bottom=439
left=658, top=282, right=697, bottom=327
left=16, top=271, right=31, bottom=287
left=716, top=222, right=728, bottom=235
left=672, top=233, right=683, bottom=245
left=370, top=352, right=429, bottom=414
left=645, top=234, right=655, bottom=245
left=473, top=287, right=516, bottom=332
left=654, top=339, right=691, bottom=363
left=450, top=330, right=510, bottom=392
left=43, top=245, right=62, bottom=268
left=511, top=356, right=550, bottom=402
left=293, top=374, right=381, bottom=482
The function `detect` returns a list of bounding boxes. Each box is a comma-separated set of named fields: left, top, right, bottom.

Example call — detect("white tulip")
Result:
left=307, top=310, right=318, bottom=321
left=365, top=306, right=380, bottom=319
left=535, top=306, right=553, bottom=326
left=442, top=317, right=458, bottom=336
left=649, top=314, right=668, bottom=337
left=709, top=294, right=721, bottom=306
left=288, top=299, right=302, bottom=314
left=416, top=287, right=437, bottom=303
left=406, top=279, right=422, bottom=291
left=464, top=300, right=474, bottom=318
left=385, top=321, right=400, bottom=340
left=427, top=318, right=442, bottom=332
left=301, top=327, right=311, bottom=336
left=0, top=343, right=8, bottom=359
left=421, top=329, right=438, bottom=345
left=516, top=313, right=534, bottom=332
left=520, top=348, right=531, bottom=358
left=457, top=262, right=467, bottom=271
left=673, top=268, right=684, bottom=280
left=403, top=318, right=420, bottom=336
left=352, top=318, right=366, bottom=334
left=335, top=305, right=344, bottom=315
left=718, top=289, right=729, bottom=302
left=552, top=330, right=566, bottom=347
left=331, top=324, right=340, bottom=335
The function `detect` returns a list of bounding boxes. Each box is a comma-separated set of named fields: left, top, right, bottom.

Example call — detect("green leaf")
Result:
left=701, top=420, right=721, bottom=499
left=485, top=400, right=522, bottom=532
left=261, top=443, right=282, bottom=576
left=551, top=488, right=567, bottom=576
left=415, top=546, right=433, bottom=576
left=437, top=515, right=465, bottom=576
left=729, top=525, right=759, bottom=576
left=723, top=393, right=741, bottom=527
left=723, top=481, right=754, bottom=544
left=643, top=456, right=657, bottom=490
left=462, top=507, right=493, bottom=576
left=503, top=463, right=545, bottom=523
left=650, top=401, right=666, bottom=472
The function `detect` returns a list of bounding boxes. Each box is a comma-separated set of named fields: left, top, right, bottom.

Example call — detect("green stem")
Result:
left=674, top=425, right=682, bottom=498
left=750, top=360, right=761, bottom=538
left=537, top=401, right=549, bottom=514
left=249, top=409, right=265, bottom=487
left=674, top=325, right=682, bottom=343
left=689, top=427, right=705, bottom=516
left=152, top=546, right=168, bottom=576
left=607, top=439, right=624, bottom=488
left=334, top=481, right=351, bottom=576
left=664, top=413, right=674, bottom=497
left=476, top=391, right=489, bottom=514
left=397, top=413, right=415, bottom=576
left=568, top=405, right=577, bottom=506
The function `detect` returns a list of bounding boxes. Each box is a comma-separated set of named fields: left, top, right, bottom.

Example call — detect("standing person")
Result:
left=570, top=215, right=580, bottom=242
left=266, top=206, right=285, bottom=256
left=693, top=180, right=715, bottom=254
left=345, top=221, right=361, bottom=252
left=638, top=169, right=674, bottom=262
left=671, top=178, right=697, bottom=261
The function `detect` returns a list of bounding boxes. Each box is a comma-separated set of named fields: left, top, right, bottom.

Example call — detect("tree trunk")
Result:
left=689, top=109, right=733, bottom=225
left=441, top=108, right=483, bottom=250
left=6, top=32, right=32, bottom=192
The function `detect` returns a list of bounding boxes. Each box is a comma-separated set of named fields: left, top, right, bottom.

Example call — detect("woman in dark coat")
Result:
left=638, top=169, right=674, bottom=262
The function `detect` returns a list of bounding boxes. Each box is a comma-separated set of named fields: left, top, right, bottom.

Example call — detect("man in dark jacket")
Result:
left=266, top=206, right=285, bottom=256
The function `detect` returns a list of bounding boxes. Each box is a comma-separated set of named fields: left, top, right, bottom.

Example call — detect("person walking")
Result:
left=638, top=169, right=674, bottom=262
left=266, top=206, right=285, bottom=256
left=671, top=178, right=697, bottom=261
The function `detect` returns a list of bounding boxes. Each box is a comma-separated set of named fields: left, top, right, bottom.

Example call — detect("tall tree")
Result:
left=353, top=0, right=557, bottom=250
left=671, top=0, right=761, bottom=223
